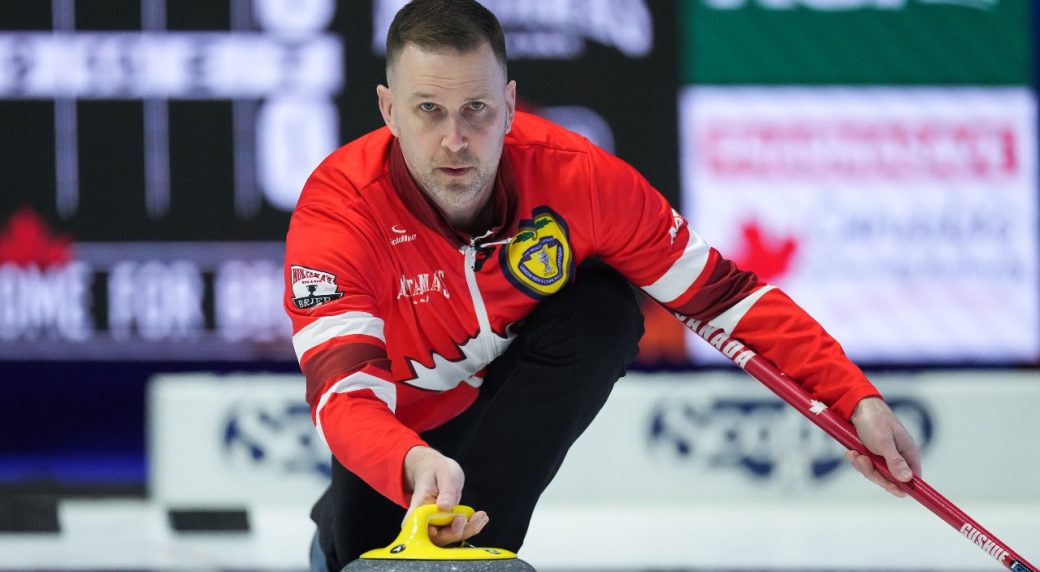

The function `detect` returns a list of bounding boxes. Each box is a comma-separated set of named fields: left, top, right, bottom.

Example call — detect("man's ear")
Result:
left=504, top=80, right=517, bottom=133
left=376, top=84, right=399, bottom=137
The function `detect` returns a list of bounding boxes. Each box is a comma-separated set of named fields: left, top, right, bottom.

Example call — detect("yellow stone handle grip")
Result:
left=359, top=504, right=517, bottom=561
left=420, top=504, right=475, bottom=527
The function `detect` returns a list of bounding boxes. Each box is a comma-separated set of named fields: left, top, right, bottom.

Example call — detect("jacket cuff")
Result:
left=830, top=385, right=883, bottom=421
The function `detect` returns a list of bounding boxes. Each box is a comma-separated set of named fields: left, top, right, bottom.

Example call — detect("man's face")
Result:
left=378, top=42, right=516, bottom=213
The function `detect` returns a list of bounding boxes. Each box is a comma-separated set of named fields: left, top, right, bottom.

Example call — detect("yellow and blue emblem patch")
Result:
left=500, top=207, right=574, bottom=299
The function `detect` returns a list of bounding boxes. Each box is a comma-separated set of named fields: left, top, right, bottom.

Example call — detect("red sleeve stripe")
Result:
left=706, top=285, right=777, bottom=335
left=314, top=370, right=397, bottom=442
left=667, top=254, right=761, bottom=321
left=642, top=230, right=711, bottom=304
left=662, top=248, right=720, bottom=310
left=303, top=341, right=391, bottom=406
left=292, top=311, right=385, bottom=362
left=300, top=333, right=387, bottom=367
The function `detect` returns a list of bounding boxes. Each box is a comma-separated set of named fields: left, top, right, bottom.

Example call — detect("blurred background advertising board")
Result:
left=680, top=0, right=1038, bottom=366
left=684, top=0, right=1030, bottom=87
left=541, top=370, right=1040, bottom=505
left=681, top=87, right=1038, bottom=364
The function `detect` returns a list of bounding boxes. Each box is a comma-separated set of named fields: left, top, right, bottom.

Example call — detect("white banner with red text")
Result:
left=679, top=87, right=1039, bottom=365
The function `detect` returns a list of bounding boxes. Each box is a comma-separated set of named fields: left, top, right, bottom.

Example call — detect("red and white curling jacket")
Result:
left=284, top=112, right=880, bottom=507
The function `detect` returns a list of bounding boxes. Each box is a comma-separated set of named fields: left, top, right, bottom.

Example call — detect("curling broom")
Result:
left=691, top=321, right=1037, bottom=572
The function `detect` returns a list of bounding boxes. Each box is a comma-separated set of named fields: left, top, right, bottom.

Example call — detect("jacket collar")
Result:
left=389, top=138, right=518, bottom=247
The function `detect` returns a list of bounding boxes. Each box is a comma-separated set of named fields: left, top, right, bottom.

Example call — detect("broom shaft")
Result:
left=709, top=336, right=1035, bottom=572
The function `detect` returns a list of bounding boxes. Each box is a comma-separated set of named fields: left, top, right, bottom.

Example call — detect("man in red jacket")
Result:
left=285, top=1, right=922, bottom=570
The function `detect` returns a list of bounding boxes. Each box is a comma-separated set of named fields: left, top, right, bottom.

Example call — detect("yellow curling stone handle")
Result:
left=359, top=504, right=518, bottom=561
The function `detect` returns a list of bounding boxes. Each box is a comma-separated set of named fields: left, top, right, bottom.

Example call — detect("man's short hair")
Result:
left=386, top=0, right=507, bottom=76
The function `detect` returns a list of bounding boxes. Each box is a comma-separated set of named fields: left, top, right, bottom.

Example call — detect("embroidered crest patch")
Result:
left=500, top=206, right=574, bottom=299
left=290, top=265, right=344, bottom=309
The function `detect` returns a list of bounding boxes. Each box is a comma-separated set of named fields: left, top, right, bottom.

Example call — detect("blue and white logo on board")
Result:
left=222, top=399, right=331, bottom=479
left=648, top=396, right=933, bottom=485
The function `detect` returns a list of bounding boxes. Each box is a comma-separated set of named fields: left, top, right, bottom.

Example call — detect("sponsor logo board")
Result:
left=680, top=88, right=1039, bottom=364
left=684, top=1, right=1026, bottom=85
left=223, top=398, right=330, bottom=479
left=150, top=371, right=1040, bottom=508
left=539, top=371, right=1040, bottom=505
left=648, top=394, right=932, bottom=483
left=0, top=209, right=292, bottom=359
left=149, top=374, right=331, bottom=506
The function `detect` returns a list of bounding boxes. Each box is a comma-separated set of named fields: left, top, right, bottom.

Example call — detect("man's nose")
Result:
left=442, top=116, right=467, bottom=153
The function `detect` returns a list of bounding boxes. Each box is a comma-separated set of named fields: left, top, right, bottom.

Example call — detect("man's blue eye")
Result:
left=469, top=102, right=486, bottom=111
left=419, top=103, right=436, bottom=112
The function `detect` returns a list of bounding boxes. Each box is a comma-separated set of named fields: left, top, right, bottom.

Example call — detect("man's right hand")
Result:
left=402, top=446, right=489, bottom=546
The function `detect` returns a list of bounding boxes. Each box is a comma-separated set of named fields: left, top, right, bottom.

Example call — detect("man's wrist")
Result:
left=850, top=395, right=886, bottom=423
left=403, top=445, right=437, bottom=491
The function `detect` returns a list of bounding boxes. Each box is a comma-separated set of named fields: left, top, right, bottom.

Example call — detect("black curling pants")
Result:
left=312, top=264, right=644, bottom=571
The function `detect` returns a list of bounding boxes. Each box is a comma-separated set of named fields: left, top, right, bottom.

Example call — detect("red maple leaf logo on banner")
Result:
left=732, top=220, right=798, bottom=283
left=0, top=207, right=73, bottom=268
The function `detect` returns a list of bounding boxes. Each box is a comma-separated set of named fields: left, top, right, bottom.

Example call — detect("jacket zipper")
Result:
left=461, top=232, right=511, bottom=359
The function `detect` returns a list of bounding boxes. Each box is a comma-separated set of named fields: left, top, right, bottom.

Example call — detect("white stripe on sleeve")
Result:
left=642, top=231, right=711, bottom=304
left=292, top=311, right=385, bottom=362
left=707, top=285, right=777, bottom=335
left=314, top=371, right=397, bottom=445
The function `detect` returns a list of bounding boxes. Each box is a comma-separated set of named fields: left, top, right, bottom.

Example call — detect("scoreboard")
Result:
left=1, top=0, right=346, bottom=361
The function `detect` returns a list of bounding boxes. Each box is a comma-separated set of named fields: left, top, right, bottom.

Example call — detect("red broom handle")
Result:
left=703, top=331, right=1036, bottom=572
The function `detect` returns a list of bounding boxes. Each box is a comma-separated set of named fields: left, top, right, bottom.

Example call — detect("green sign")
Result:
left=682, top=0, right=1032, bottom=85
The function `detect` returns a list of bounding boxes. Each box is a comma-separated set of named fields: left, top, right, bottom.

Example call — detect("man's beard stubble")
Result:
left=420, top=159, right=495, bottom=210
